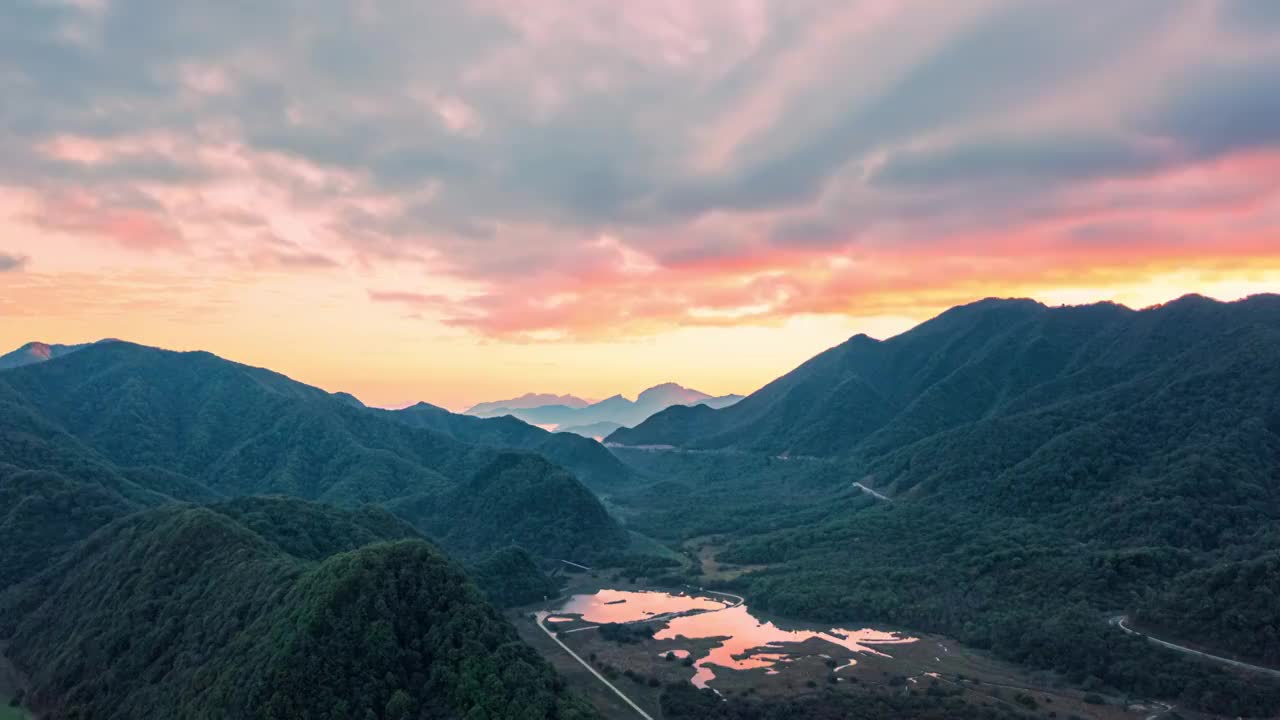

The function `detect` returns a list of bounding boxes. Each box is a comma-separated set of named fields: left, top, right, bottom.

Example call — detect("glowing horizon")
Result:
left=2, top=1, right=1278, bottom=410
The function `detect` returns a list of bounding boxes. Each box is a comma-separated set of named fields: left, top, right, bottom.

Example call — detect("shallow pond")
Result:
left=549, top=588, right=729, bottom=624
left=547, top=588, right=916, bottom=689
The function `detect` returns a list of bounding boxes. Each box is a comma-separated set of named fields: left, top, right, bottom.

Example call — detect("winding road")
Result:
left=852, top=481, right=892, bottom=501
left=1111, top=615, right=1280, bottom=678
left=698, top=589, right=745, bottom=607
left=535, top=611, right=655, bottom=720
left=536, top=588, right=743, bottom=718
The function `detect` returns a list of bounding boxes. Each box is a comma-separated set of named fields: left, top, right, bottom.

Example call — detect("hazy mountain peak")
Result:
left=636, top=382, right=712, bottom=407
left=0, top=338, right=119, bottom=370
left=464, top=392, right=590, bottom=415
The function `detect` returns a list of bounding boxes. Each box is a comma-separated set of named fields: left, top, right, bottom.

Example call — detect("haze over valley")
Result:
left=466, top=384, right=744, bottom=438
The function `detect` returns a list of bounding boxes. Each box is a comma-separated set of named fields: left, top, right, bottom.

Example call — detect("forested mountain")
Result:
left=0, top=465, right=134, bottom=588
left=612, top=294, right=1279, bottom=460
left=0, top=342, right=620, bottom=717
left=0, top=341, right=627, bottom=560
left=386, top=453, right=628, bottom=559
left=0, top=498, right=597, bottom=720
left=384, top=401, right=631, bottom=488
left=8, top=297, right=1279, bottom=717
left=611, top=294, right=1280, bottom=716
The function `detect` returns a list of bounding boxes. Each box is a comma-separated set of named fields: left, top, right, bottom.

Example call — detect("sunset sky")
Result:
left=2, top=0, right=1279, bottom=409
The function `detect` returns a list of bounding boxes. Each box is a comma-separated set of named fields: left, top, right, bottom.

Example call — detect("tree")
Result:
left=385, top=690, right=414, bottom=720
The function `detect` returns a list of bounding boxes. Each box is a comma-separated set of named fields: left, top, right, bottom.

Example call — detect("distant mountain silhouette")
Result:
left=554, top=420, right=625, bottom=440
left=465, top=392, right=590, bottom=415
left=467, top=382, right=743, bottom=436
left=0, top=338, right=118, bottom=370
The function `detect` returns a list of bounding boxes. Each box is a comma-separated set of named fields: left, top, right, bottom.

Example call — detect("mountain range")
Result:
left=468, top=382, right=743, bottom=438
left=465, top=392, right=592, bottom=415
left=611, top=294, right=1280, bottom=460
left=0, top=341, right=630, bottom=558
left=0, top=339, right=630, bottom=717
left=5, top=294, right=1280, bottom=718
left=608, top=292, right=1280, bottom=716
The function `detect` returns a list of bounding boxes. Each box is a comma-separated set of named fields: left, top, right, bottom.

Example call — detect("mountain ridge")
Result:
left=465, top=392, right=591, bottom=415
left=605, top=292, right=1280, bottom=714
left=0, top=339, right=119, bottom=370
left=610, top=294, right=1277, bottom=454
left=0, top=340, right=628, bottom=560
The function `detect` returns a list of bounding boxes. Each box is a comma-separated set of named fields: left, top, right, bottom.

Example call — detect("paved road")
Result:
left=535, top=611, right=655, bottom=720
left=700, top=589, right=745, bottom=607
left=852, top=481, right=892, bottom=501
left=539, top=587, right=744, bottom=716
left=1111, top=615, right=1280, bottom=678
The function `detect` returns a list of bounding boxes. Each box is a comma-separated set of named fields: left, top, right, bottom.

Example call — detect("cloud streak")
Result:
left=0, top=253, right=28, bottom=272
left=2, top=0, right=1278, bottom=339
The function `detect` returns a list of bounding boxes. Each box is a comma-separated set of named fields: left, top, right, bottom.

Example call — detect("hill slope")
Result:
left=612, top=295, right=1277, bottom=460
left=0, top=499, right=596, bottom=720
left=387, top=453, right=629, bottom=559
left=611, top=294, right=1280, bottom=716
left=384, top=402, right=631, bottom=489
left=0, top=342, right=627, bottom=560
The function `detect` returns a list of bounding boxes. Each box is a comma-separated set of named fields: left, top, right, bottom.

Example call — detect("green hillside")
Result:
left=0, top=343, right=620, bottom=717
left=0, top=342, right=627, bottom=561
left=610, top=295, right=1280, bottom=716
left=385, top=402, right=632, bottom=489
left=0, top=500, right=596, bottom=719
left=388, top=453, right=628, bottom=560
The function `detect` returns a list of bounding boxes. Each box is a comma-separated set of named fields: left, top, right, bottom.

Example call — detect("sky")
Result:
left=2, top=0, right=1279, bottom=410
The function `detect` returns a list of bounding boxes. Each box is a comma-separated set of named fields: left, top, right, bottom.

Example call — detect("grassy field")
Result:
left=519, top=579, right=1200, bottom=720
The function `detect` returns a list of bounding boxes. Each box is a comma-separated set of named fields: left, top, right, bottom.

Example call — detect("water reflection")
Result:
left=655, top=604, right=915, bottom=688
left=549, top=588, right=915, bottom=690
left=550, top=589, right=728, bottom=624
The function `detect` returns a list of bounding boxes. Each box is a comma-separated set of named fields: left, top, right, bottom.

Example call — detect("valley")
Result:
left=7, top=4, right=1280, bottom=718
left=515, top=572, right=1201, bottom=720
left=3, top=295, right=1280, bottom=718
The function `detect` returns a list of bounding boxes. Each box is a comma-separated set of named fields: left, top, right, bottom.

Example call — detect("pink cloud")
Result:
left=31, top=192, right=186, bottom=252
left=4, top=0, right=1279, bottom=343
